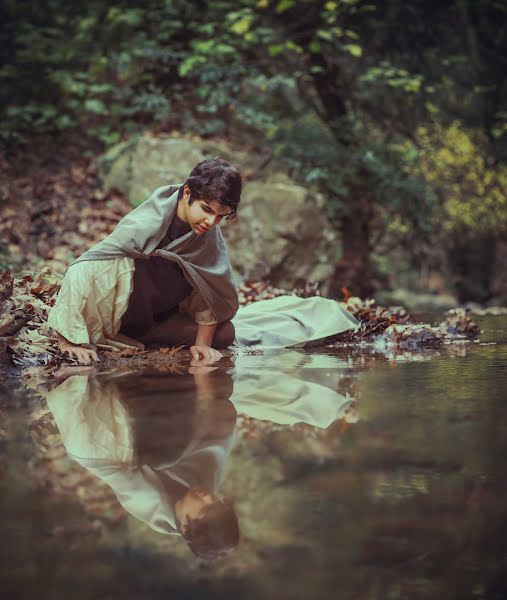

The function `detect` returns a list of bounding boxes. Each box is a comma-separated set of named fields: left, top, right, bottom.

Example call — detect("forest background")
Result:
left=1, top=0, right=506, bottom=307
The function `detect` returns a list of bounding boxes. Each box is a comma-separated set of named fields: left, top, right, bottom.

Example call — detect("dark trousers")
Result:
left=136, top=310, right=235, bottom=349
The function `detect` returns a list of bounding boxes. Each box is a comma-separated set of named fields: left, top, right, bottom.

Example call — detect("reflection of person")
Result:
left=44, top=366, right=239, bottom=559
left=43, top=350, right=359, bottom=555
left=47, top=158, right=241, bottom=364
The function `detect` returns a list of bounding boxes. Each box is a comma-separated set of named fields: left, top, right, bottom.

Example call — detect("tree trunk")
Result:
left=330, top=204, right=375, bottom=299
left=447, top=233, right=496, bottom=303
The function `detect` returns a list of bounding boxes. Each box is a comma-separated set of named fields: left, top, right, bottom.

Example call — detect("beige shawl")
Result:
left=47, top=184, right=238, bottom=348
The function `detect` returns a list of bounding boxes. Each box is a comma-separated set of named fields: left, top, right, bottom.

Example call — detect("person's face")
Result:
left=178, top=487, right=220, bottom=534
left=180, top=185, right=233, bottom=235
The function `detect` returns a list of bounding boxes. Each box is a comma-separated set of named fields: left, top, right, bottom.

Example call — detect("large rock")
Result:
left=375, top=288, right=459, bottom=312
left=98, top=133, right=254, bottom=206
left=98, top=135, right=338, bottom=290
left=222, top=173, right=336, bottom=290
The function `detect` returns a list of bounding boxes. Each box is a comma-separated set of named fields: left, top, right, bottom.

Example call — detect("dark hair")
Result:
left=178, top=157, right=242, bottom=219
left=178, top=497, right=239, bottom=560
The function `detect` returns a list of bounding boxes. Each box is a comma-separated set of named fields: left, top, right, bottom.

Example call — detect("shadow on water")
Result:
left=2, top=318, right=507, bottom=599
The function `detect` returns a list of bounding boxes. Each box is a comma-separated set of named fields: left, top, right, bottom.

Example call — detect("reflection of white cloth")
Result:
left=231, top=295, right=359, bottom=349
left=45, top=375, right=133, bottom=462
left=229, top=350, right=354, bottom=428
left=45, top=373, right=233, bottom=535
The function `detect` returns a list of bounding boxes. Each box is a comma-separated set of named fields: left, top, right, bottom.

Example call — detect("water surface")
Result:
left=1, top=315, right=506, bottom=599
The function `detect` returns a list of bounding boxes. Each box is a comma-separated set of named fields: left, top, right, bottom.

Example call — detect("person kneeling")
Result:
left=48, top=158, right=241, bottom=364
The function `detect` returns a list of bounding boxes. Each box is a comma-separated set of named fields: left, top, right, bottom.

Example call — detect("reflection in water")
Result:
left=4, top=332, right=507, bottom=598
left=230, top=350, right=358, bottom=427
left=43, top=350, right=358, bottom=558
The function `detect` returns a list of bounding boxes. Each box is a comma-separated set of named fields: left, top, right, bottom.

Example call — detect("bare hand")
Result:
left=59, top=343, right=99, bottom=365
left=189, top=344, right=222, bottom=362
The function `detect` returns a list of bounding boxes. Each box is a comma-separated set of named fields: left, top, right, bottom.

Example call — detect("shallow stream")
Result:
left=1, top=315, right=506, bottom=599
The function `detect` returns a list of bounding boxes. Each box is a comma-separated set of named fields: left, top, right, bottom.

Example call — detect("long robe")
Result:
left=47, top=184, right=238, bottom=348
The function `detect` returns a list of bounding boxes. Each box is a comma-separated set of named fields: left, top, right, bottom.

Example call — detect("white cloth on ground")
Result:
left=231, top=295, right=360, bottom=349
left=47, top=258, right=360, bottom=350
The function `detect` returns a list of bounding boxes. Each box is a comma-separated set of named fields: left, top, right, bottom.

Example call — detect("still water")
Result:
left=1, top=315, right=507, bottom=599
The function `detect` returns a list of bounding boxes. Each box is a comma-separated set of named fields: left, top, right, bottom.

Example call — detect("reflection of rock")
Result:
left=98, top=135, right=337, bottom=290
left=375, top=288, right=459, bottom=312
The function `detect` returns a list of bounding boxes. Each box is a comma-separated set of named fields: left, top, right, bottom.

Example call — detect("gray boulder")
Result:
left=98, top=133, right=253, bottom=206
left=222, top=173, right=336, bottom=291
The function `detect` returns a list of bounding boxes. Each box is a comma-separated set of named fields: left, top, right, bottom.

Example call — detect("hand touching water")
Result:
left=189, top=344, right=223, bottom=362
left=59, top=343, right=99, bottom=364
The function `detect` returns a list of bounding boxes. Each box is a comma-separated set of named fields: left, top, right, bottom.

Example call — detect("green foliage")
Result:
left=0, top=0, right=196, bottom=146
left=405, top=122, right=507, bottom=236
left=271, top=112, right=436, bottom=241
left=1, top=0, right=505, bottom=296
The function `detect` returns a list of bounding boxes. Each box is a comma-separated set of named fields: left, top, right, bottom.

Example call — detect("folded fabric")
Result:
left=231, top=295, right=360, bottom=349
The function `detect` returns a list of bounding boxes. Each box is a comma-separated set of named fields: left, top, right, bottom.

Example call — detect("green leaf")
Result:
left=178, top=55, right=206, bottom=77
left=308, top=41, right=322, bottom=53
left=230, top=16, right=252, bottom=35
left=317, top=29, right=333, bottom=42
left=276, top=0, right=295, bottom=14
left=84, top=99, right=107, bottom=114
left=268, top=44, right=284, bottom=57
left=344, top=43, right=362, bottom=57
left=285, top=40, right=302, bottom=53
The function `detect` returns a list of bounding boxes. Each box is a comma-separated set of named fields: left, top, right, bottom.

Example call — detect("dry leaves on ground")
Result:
left=1, top=272, right=482, bottom=372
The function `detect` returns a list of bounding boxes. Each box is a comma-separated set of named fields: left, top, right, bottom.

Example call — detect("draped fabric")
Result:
left=72, top=184, right=238, bottom=324
left=47, top=184, right=359, bottom=350
left=231, top=295, right=360, bottom=349
left=46, top=257, right=136, bottom=348
left=47, top=184, right=238, bottom=347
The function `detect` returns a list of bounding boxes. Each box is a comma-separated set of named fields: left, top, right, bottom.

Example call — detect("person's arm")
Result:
left=180, top=290, right=222, bottom=361
left=190, top=323, right=222, bottom=361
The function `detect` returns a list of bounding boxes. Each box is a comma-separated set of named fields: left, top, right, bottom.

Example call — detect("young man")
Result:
left=47, top=158, right=241, bottom=364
